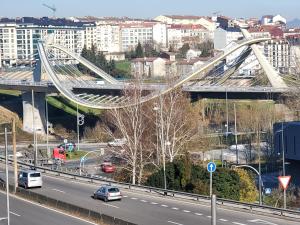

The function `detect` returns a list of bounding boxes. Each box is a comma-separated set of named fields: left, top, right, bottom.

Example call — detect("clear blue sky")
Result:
left=1, top=0, right=299, bottom=20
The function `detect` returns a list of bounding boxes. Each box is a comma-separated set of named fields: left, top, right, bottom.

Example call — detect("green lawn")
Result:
left=47, top=96, right=77, bottom=116
left=116, top=60, right=131, bottom=75
left=0, top=89, right=21, bottom=96
left=66, top=150, right=88, bottom=160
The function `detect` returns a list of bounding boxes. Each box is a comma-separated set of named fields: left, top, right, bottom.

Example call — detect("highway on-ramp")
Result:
left=1, top=165, right=299, bottom=225
left=0, top=191, right=97, bottom=225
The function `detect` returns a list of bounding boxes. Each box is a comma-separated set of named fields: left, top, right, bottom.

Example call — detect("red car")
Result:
left=101, top=164, right=116, bottom=173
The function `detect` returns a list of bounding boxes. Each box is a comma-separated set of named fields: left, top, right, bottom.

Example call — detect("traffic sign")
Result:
left=207, top=162, right=216, bottom=173
left=64, top=139, right=68, bottom=144
left=278, top=176, right=291, bottom=190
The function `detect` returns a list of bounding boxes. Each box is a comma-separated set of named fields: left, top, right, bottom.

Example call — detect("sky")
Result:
left=0, top=0, right=299, bottom=20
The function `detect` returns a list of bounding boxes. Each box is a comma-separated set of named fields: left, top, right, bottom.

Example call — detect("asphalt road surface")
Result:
left=0, top=163, right=299, bottom=225
left=0, top=191, right=97, bottom=225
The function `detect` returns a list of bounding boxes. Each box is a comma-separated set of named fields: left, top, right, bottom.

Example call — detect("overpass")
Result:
left=0, top=35, right=294, bottom=134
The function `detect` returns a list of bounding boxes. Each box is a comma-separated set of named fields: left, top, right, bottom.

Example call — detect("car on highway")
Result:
left=101, top=161, right=116, bottom=173
left=93, top=185, right=122, bottom=202
left=18, top=170, right=42, bottom=189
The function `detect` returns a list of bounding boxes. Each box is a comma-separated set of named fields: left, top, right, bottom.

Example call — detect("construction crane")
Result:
left=42, top=3, right=57, bottom=17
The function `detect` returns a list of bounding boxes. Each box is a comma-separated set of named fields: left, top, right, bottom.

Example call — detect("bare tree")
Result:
left=104, top=82, right=154, bottom=185
left=156, top=88, right=201, bottom=162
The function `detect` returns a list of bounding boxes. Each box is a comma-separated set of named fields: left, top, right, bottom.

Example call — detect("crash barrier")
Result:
left=0, top=182, right=136, bottom=225
left=1, top=156, right=300, bottom=220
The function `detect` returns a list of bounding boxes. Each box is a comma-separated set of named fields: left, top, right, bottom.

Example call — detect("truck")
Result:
left=52, top=147, right=66, bottom=163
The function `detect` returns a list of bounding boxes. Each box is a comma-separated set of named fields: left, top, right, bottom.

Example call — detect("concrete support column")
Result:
left=22, top=91, right=46, bottom=135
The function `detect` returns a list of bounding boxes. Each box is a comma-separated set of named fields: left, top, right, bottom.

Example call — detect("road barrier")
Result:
left=1, top=156, right=300, bottom=220
left=0, top=182, right=136, bottom=225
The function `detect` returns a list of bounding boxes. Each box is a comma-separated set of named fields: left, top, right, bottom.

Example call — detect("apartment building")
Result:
left=167, top=24, right=210, bottom=49
left=0, top=17, right=94, bottom=66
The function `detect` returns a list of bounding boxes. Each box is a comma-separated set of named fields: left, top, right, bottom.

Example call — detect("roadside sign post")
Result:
left=207, top=162, right=216, bottom=197
left=211, top=194, right=216, bottom=225
left=278, top=176, right=291, bottom=209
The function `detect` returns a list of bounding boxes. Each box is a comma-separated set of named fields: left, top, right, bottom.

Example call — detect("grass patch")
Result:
left=0, top=89, right=21, bottom=96
left=116, top=60, right=131, bottom=76
left=66, top=150, right=88, bottom=160
left=47, top=96, right=77, bottom=116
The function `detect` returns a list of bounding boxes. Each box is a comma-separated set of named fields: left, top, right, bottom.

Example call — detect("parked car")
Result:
left=18, top=170, right=42, bottom=189
left=93, top=185, right=122, bottom=202
left=101, top=163, right=116, bottom=173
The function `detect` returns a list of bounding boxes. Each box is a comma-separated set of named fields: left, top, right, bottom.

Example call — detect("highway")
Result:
left=1, top=165, right=299, bottom=225
left=0, top=192, right=97, bottom=225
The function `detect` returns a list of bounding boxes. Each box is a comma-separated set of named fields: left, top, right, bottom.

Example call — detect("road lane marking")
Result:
left=172, top=207, right=179, bottom=210
left=194, top=213, right=203, bottom=216
left=123, top=195, right=128, bottom=198
left=0, top=217, right=7, bottom=221
left=0, top=190, right=98, bottom=225
left=220, top=219, right=228, bottom=221
left=10, top=211, right=21, bottom=216
left=248, top=219, right=277, bottom=225
left=140, top=199, right=147, bottom=202
left=161, top=204, right=168, bottom=207
left=102, top=203, right=119, bottom=209
left=207, top=216, right=211, bottom=218
left=167, top=220, right=183, bottom=225
left=232, top=222, right=247, bottom=225
left=151, top=202, right=158, bottom=205
left=131, top=197, right=138, bottom=200
left=51, top=188, right=66, bottom=194
left=182, top=210, right=190, bottom=213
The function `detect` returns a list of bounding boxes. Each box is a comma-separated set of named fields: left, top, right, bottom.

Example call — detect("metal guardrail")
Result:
left=1, top=155, right=300, bottom=218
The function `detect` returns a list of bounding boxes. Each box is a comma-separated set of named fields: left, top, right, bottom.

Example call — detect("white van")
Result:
left=18, top=170, right=43, bottom=188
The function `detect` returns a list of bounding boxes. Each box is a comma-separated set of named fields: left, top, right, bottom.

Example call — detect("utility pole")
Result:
left=5, top=127, right=10, bottom=225
left=234, top=103, right=238, bottom=164
left=12, top=118, right=18, bottom=193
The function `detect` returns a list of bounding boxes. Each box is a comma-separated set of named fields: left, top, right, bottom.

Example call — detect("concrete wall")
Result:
left=22, top=91, right=46, bottom=135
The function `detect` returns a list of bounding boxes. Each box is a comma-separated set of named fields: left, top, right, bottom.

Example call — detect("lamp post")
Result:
left=234, top=103, right=238, bottom=164
left=32, top=89, right=38, bottom=167
left=4, top=127, right=10, bottom=225
left=281, top=122, right=286, bottom=209
left=45, top=97, right=50, bottom=158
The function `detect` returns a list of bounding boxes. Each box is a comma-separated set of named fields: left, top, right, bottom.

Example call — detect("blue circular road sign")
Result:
left=207, top=162, right=216, bottom=173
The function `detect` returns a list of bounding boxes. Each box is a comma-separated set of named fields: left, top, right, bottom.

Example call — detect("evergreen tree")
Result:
left=135, top=42, right=144, bottom=58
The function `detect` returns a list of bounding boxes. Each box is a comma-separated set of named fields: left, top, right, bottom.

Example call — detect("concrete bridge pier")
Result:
left=22, top=91, right=46, bottom=135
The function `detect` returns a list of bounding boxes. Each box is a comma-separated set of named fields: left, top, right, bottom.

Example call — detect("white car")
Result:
left=108, top=138, right=126, bottom=147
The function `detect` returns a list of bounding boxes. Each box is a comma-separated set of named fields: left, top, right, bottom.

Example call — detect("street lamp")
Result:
left=79, top=149, right=104, bottom=176
left=234, top=164, right=264, bottom=205
left=153, top=105, right=160, bottom=165
left=31, top=89, right=38, bottom=168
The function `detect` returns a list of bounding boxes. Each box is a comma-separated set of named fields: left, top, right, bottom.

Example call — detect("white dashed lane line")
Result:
left=182, top=210, right=190, bottom=213
left=219, top=219, right=228, bottom=222
left=161, top=204, right=168, bottom=207
left=131, top=197, right=138, bottom=200
left=232, top=222, right=247, bottom=225
left=151, top=202, right=158, bottom=205
left=102, top=203, right=119, bottom=209
left=0, top=217, right=7, bottom=221
left=167, top=220, right=184, bottom=225
left=51, top=188, right=66, bottom=194
left=172, top=207, right=179, bottom=210
left=10, top=211, right=21, bottom=217
left=140, top=200, right=147, bottom=202
left=194, top=213, right=203, bottom=216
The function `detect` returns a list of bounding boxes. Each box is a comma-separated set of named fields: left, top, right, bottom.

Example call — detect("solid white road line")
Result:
left=51, top=188, right=66, bottom=194
left=0, top=191, right=98, bottom=225
left=219, top=219, right=228, bottom=221
left=0, top=217, right=7, bottom=221
left=10, top=211, right=21, bottom=216
left=102, top=203, right=119, bottom=209
left=232, top=222, right=247, bottom=225
left=167, top=220, right=184, bottom=225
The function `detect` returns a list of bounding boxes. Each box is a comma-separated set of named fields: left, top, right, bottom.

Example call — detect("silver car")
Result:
left=93, top=185, right=122, bottom=202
